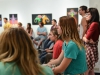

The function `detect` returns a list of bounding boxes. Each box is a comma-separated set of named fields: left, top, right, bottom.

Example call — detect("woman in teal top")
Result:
left=48, top=16, right=87, bottom=75
left=0, top=62, right=53, bottom=75
left=0, top=28, right=54, bottom=75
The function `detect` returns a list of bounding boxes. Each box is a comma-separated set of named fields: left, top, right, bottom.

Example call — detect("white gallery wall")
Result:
left=0, top=0, right=89, bottom=36
left=89, top=0, right=100, bottom=73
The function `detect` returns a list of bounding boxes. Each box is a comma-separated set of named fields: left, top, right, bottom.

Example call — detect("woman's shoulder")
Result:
left=91, top=22, right=99, bottom=26
left=0, top=62, right=4, bottom=69
left=89, top=22, right=99, bottom=29
left=56, top=40, right=63, bottom=45
left=0, top=62, right=21, bottom=75
left=0, top=62, right=11, bottom=70
left=92, top=22, right=98, bottom=24
left=64, top=40, right=76, bottom=46
left=0, top=62, right=11, bottom=74
left=40, top=65, right=54, bottom=75
left=63, top=40, right=78, bottom=49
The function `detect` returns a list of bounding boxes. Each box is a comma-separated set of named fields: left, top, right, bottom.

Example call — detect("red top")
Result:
left=86, top=22, right=99, bottom=42
left=53, top=40, right=63, bottom=59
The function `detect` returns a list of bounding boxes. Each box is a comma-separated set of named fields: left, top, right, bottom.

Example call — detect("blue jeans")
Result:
left=39, top=51, right=47, bottom=64
left=43, top=38, right=53, bottom=49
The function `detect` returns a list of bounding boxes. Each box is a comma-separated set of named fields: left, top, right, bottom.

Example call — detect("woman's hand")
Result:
left=46, top=50, right=50, bottom=53
left=83, top=34, right=96, bottom=44
left=89, top=39, right=96, bottom=44
left=45, top=49, right=50, bottom=52
left=50, top=59, right=55, bottom=62
left=83, top=34, right=89, bottom=43
left=45, top=49, right=53, bottom=53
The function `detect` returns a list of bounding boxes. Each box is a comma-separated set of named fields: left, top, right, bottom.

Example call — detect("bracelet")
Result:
left=52, top=64, right=56, bottom=72
left=52, top=67, right=55, bottom=72
left=51, top=64, right=56, bottom=68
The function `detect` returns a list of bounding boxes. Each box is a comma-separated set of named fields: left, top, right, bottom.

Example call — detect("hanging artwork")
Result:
left=32, top=14, right=52, bottom=25
left=0, top=15, right=2, bottom=27
left=9, top=14, right=18, bottom=25
left=67, top=8, right=78, bottom=25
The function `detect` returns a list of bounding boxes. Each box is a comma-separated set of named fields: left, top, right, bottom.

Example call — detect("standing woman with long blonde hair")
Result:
left=0, top=28, right=54, bottom=75
left=48, top=16, right=87, bottom=75
left=83, top=8, right=100, bottom=75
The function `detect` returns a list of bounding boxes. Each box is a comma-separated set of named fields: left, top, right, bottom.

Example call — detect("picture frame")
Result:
left=67, top=8, right=78, bottom=25
left=9, top=14, right=18, bottom=25
left=32, top=14, right=52, bottom=25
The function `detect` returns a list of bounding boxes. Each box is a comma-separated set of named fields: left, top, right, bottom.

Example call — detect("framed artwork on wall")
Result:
left=32, top=14, right=52, bottom=25
left=9, top=14, right=18, bottom=25
left=0, top=15, right=2, bottom=27
left=67, top=8, right=78, bottom=25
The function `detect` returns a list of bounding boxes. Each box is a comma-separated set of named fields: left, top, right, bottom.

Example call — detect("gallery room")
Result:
left=0, top=0, right=100, bottom=75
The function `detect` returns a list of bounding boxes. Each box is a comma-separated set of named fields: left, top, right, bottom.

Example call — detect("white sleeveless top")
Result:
left=79, top=24, right=83, bottom=39
left=79, top=15, right=86, bottom=39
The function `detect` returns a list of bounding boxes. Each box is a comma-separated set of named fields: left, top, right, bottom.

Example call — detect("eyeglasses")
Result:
left=86, top=13, right=91, bottom=16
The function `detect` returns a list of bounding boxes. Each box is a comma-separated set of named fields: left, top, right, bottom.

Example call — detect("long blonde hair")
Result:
left=0, top=28, right=44, bottom=75
left=59, top=16, right=83, bottom=49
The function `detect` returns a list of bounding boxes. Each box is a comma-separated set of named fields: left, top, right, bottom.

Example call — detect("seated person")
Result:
left=43, top=33, right=54, bottom=50
left=17, top=22, right=24, bottom=29
left=47, top=16, right=87, bottom=75
left=43, top=19, right=57, bottom=50
left=50, top=19, right=57, bottom=31
left=33, top=22, right=47, bottom=49
left=26, top=23, right=34, bottom=39
left=40, top=29, right=63, bottom=64
left=3, top=17, right=11, bottom=30
left=0, top=28, right=54, bottom=75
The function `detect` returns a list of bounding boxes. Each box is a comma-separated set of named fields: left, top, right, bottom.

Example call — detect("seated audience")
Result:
left=51, top=19, right=57, bottom=31
left=33, top=22, right=47, bottom=49
left=0, top=28, right=54, bottom=75
left=43, top=19, right=57, bottom=50
left=49, top=29, right=63, bottom=59
left=17, top=22, right=24, bottom=29
left=40, top=29, right=63, bottom=64
left=26, top=23, right=34, bottom=39
left=43, top=33, right=54, bottom=50
left=47, top=16, right=87, bottom=75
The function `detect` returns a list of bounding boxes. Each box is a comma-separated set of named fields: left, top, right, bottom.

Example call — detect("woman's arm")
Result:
left=29, top=29, right=33, bottom=36
left=45, top=49, right=53, bottom=53
left=83, top=34, right=95, bottom=44
left=83, top=36, right=89, bottom=43
left=53, top=58, right=72, bottom=74
left=85, top=22, right=98, bottom=41
left=47, top=50, right=64, bottom=66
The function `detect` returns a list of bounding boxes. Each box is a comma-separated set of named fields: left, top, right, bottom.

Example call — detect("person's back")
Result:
left=53, top=40, right=63, bottom=59
left=0, top=28, right=54, bottom=75
left=63, top=40, right=87, bottom=74
left=0, top=62, right=53, bottom=75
